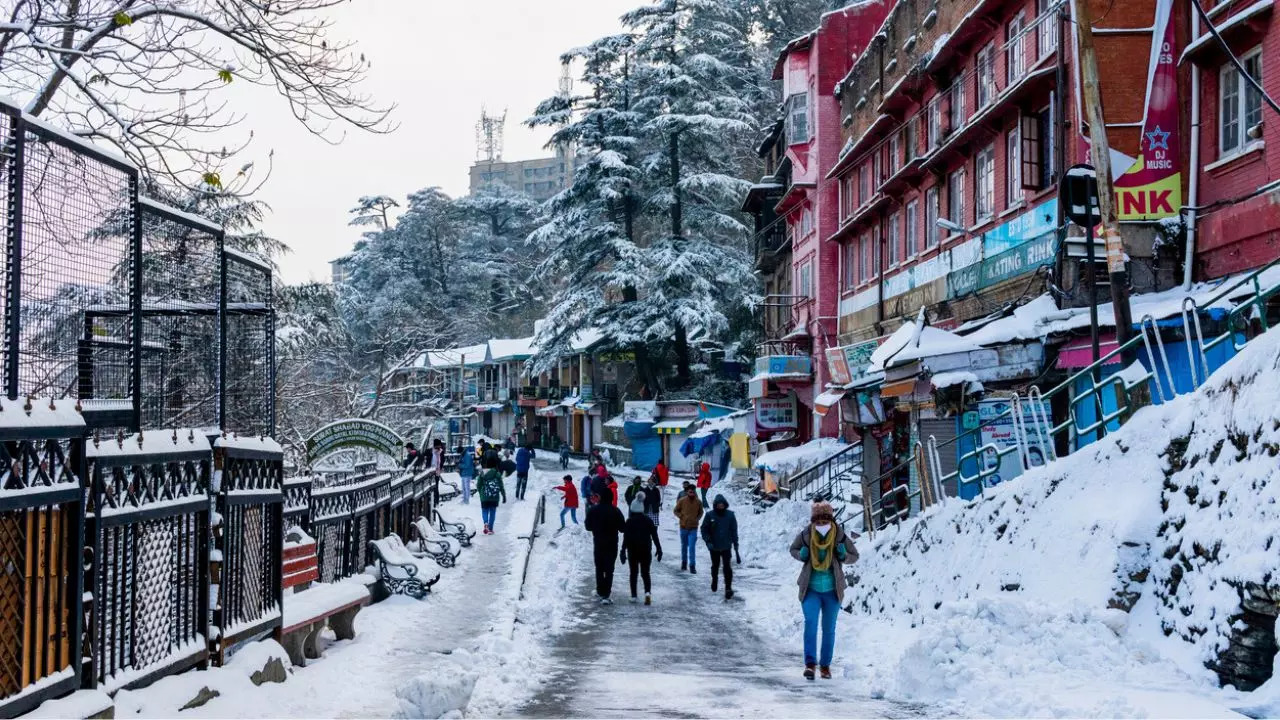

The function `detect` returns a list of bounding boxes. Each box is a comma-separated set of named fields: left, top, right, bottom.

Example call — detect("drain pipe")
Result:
left=1184, top=4, right=1202, bottom=289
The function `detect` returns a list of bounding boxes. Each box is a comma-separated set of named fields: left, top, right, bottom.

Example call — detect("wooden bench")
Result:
left=370, top=534, right=440, bottom=599
left=435, top=510, right=477, bottom=547
left=411, top=516, right=461, bottom=568
left=278, top=529, right=371, bottom=667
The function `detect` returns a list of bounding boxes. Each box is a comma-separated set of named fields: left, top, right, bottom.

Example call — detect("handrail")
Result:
left=786, top=442, right=863, bottom=500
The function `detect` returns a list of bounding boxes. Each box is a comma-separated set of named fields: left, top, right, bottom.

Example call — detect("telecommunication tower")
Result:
left=475, top=106, right=507, bottom=163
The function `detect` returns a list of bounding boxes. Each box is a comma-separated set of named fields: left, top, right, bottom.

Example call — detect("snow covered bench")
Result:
left=370, top=534, right=440, bottom=599
left=434, top=510, right=476, bottom=547
left=279, top=529, right=371, bottom=667
left=411, top=516, right=461, bottom=568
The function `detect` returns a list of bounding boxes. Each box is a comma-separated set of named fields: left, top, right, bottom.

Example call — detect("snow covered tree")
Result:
left=0, top=0, right=392, bottom=191
left=349, top=196, right=401, bottom=231
left=450, top=185, right=548, bottom=337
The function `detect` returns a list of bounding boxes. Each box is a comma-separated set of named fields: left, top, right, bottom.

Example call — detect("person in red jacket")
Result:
left=696, top=461, right=713, bottom=507
left=608, top=476, right=620, bottom=507
left=652, top=459, right=670, bottom=499
left=553, top=475, right=579, bottom=529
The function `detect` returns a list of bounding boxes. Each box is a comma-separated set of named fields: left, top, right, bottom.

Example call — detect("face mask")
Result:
left=815, top=524, right=832, bottom=536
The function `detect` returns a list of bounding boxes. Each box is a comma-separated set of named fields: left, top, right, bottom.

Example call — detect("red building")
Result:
left=744, top=2, right=892, bottom=445
left=1185, top=0, right=1280, bottom=279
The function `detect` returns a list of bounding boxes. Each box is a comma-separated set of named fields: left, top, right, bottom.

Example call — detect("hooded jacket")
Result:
left=585, top=488, right=625, bottom=553
left=515, top=447, right=534, bottom=473
left=623, top=479, right=644, bottom=506
left=457, top=450, right=475, bottom=477
left=696, top=463, right=713, bottom=489
left=673, top=493, right=704, bottom=530
left=622, top=505, right=662, bottom=561
left=789, top=523, right=859, bottom=602
left=700, top=494, right=738, bottom=551
left=642, top=483, right=662, bottom=514
left=554, top=479, right=579, bottom=509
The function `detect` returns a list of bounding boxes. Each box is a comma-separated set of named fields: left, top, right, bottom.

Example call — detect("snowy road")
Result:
left=510, top=495, right=924, bottom=719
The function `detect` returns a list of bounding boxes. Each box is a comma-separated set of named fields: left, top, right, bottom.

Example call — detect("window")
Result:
left=888, top=133, right=901, bottom=175
left=859, top=163, right=870, bottom=204
left=1007, top=13, right=1026, bottom=84
left=928, top=97, right=942, bottom=150
left=1220, top=50, right=1263, bottom=156
left=800, top=207, right=814, bottom=237
left=905, top=200, right=919, bottom=257
left=873, top=151, right=883, bottom=186
left=887, top=212, right=901, bottom=266
left=799, top=261, right=813, bottom=297
left=976, top=145, right=995, bottom=221
left=1006, top=124, right=1022, bottom=206
left=840, top=176, right=854, bottom=221
left=949, top=81, right=966, bottom=133
left=905, top=121, right=917, bottom=163
left=1037, top=0, right=1058, bottom=58
left=977, top=43, right=997, bottom=108
left=948, top=168, right=966, bottom=229
left=1022, top=106, right=1054, bottom=189
left=787, top=93, right=810, bottom=144
left=925, top=187, right=940, bottom=248
left=524, top=168, right=534, bottom=178
left=843, top=242, right=858, bottom=290
left=860, top=233, right=873, bottom=282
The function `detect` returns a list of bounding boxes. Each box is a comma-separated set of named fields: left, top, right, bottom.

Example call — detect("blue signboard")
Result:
left=982, top=199, right=1059, bottom=256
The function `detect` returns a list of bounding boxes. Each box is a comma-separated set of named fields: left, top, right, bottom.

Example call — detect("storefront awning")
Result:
left=536, top=405, right=562, bottom=417
left=604, top=414, right=625, bottom=429
left=1056, top=335, right=1122, bottom=369
left=471, top=403, right=504, bottom=412
left=814, top=389, right=848, bottom=417
left=880, top=378, right=918, bottom=399
left=653, top=419, right=695, bottom=434
left=573, top=402, right=598, bottom=414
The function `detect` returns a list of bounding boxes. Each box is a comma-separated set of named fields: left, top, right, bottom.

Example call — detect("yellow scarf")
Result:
left=809, top=524, right=836, bottom=572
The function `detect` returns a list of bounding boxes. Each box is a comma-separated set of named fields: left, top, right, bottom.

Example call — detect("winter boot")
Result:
left=644, top=593, right=652, bottom=606
left=725, top=588, right=734, bottom=601
left=690, top=565, right=696, bottom=575
left=630, top=595, right=638, bottom=604
left=681, top=560, right=687, bottom=571
left=804, top=664, right=816, bottom=681
left=711, top=576, right=718, bottom=592
left=819, top=666, right=832, bottom=680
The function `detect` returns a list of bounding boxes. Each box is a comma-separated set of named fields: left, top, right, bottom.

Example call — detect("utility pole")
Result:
left=1071, top=0, right=1136, bottom=360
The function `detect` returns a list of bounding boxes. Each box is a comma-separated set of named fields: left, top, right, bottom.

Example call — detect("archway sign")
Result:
left=305, top=419, right=405, bottom=465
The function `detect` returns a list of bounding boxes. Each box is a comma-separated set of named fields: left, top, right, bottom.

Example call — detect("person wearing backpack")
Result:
left=457, top=444, right=476, bottom=504
left=515, top=443, right=536, bottom=500
left=477, top=454, right=507, bottom=535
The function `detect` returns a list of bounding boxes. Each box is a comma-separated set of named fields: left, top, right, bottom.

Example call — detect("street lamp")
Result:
left=935, top=218, right=965, bottom=235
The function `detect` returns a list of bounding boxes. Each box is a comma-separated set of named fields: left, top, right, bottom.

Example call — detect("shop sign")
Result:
left=843, top=339, right=881, bottom=384
left=756, top=395, right=798, bottom=430
left=948, top=233, right=1058, bottom=298
left=755, top=355, right=811, bottom=376
left=982, top=199, right=1059, bottom=256
left=623, top=401, right=656, bottom=423
left=826, top=347, right=853, bottom=386
left=662, top=402, right=701, bottom=418
left=975, top=398, right=1052, bottom=488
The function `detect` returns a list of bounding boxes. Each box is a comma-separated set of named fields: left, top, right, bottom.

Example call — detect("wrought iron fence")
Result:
left=0, top=402, right=86, bottom=718
left=84, top=431, right=211, bottom=692
left=211, top=437, right=284, bottom=663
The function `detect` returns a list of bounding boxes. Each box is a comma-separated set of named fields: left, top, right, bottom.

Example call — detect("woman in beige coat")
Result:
left=788, top=501, right=858, bottom=680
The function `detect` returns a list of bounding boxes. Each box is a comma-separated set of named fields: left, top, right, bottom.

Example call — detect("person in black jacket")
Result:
left=584, top=487, right=626, bottom=604
left=621, top=493, right=663, bottom=605
left=700, top=493, right=741, bottom=600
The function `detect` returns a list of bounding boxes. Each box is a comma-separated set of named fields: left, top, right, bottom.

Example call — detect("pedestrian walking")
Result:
left=553, top=474, right=579, bottom=528
left=457, top=444, right=476, bottom=504
left=500, top=451, right=517, bottom=478
left=431, top=440, right=445, bottom=476
left=559, top=441, right=571, bottom=470
left=789, top=501, right=858, bottom=680
left=696, top=461, right=713, bottom=507
left=585, top=487, right=625, bottom=603
left=673, top=485, right=704, bottom=574
left=403, top=442, right=421, bottom=469
left=623, top=475, right=644, bottom=506
left=515, top=444, right=535, bottom=500
left=642, top=476, right=662, bottom=529
left=607, top=476, right=619, bottom=507
left=580, top=472, right=595, bottom=512
left=700, top=494, right=740, bottom=600
left=621, top=492, right=662, bottom=605
left=476, top=455, right=507, bottom=534
left=504, top=435, right=517, bottom=453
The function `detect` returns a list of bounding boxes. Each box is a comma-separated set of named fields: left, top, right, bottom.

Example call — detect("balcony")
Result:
left=755, top=223, right=792, bottom=273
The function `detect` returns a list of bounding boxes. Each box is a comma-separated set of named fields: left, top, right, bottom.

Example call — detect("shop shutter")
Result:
left=919, top=418, right=959, bottom=498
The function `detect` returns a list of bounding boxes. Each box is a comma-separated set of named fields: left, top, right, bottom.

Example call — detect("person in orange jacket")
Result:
left=696, top=461, right=713, bottom=507
left=607, top=476, right=620, bottom=507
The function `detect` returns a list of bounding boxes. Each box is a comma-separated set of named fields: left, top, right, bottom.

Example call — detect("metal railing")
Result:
left=786, top=443, right=863, bottom=501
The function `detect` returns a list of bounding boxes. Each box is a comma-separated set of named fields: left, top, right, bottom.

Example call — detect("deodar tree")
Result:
left=0, top=0, right=393, bottom=190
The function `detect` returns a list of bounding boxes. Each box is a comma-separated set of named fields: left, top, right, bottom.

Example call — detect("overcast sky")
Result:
left=240, top=0, right=638, bottom=285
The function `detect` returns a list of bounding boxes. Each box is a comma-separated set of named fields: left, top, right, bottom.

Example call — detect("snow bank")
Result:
left=112, top=641, right=291, bottom=717
left=754, top=437, right=847, bottom=475
left=737, top=326, right=1280, bottom=717
left=392, top=650, right=477, bottom=719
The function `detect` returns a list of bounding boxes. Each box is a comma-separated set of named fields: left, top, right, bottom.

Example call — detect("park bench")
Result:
left=278, top=528, right=371, bottom=667
left=411, top=516, right=461, bottom=567
left=370, top=534, right=440, bottom=599
left=435, top=473, right=462, bottom=502
left=435, top=510, right=476, bottom=547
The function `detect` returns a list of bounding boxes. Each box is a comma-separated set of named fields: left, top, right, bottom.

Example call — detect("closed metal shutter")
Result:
left=919, top=418, right=959, bottom=498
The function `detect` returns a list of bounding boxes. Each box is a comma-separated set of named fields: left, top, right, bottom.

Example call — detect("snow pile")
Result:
left=113, top=641, right=291, bottom=717
left=754, top=437, right=847, bottom=475
left=737, top=326, right=1280, bottom=717
left=392, top=650, right=477, bottom=719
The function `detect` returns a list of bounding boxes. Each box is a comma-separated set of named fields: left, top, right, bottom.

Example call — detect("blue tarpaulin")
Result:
left=679, top=432, right=721, bottom=457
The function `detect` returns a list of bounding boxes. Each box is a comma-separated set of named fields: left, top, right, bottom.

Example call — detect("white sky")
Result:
left=237, top=0, right=638, bottom=284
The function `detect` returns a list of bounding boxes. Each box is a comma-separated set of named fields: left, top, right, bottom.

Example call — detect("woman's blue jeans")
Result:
left=801, top=589, right=840, bottom=667
left=481, top=504, right=497, bottom=529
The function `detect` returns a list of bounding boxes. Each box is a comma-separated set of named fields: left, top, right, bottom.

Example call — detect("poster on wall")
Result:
left=976, top=398, right=1052, bottom=488
left=1072, top=0, right=1180, bottom=220
left=827, top=347, right=853, bottom=386
left=623, top=401, right=657, bottom=423
left=756, top=395, right=798, bottom=430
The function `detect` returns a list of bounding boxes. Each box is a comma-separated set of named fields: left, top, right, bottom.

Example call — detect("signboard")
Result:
left=306, top=419, right=404, bottom=464
left=623, top=401, right=657, bottom=423
left=983, top=199, right=1059, bottom=256
left=1073, top=0, right=1181, bottom=220
left=843, top=339, right=881, bottom=385
left=661, top=402, right=701, bottom=418
left=755, top=395, right=798, bottom=430
left=948, top=233, right=1057, bottom=298
left=755, top=355, right=812, bottom=376
left=826, top=347, right=853, bottom=386
left=976, top=398, right=1052, bottom=488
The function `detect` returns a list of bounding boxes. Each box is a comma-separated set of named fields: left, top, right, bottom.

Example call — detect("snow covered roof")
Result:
left=419, top=344, right=488, bottom=369
left=604, top=414, right=626, bottom=429
left=866, top=315, right=981, bottom=372
left=488, top=337, right=536, bottom=362
left=570, top=328, right=606, bottom=352
left=754, top=438, right=848, bottom=475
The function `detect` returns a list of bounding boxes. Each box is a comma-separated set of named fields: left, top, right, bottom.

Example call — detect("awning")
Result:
left=653, top=419, right=695, bottom=434
left=471, top=403, right=504, bottom=412
left=573, top=402, right=598, bottom=414
left=1056, top=335, right=1122, bottom=369
left=536, top=405, right=563, bottom=417
left=680, top=432, right=721, bottom=457
left=604, top=414, right=625, bottom=429
left=814, top=389, right=848, bottom=417
left=880, top=378, right=918, bottom=399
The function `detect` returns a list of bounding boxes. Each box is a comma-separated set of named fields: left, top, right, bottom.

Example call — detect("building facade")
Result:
left=468, top=148, right=576, bottom=202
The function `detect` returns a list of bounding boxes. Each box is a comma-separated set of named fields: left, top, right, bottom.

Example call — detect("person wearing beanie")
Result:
left=621, top=491, right=663, bottom=605
left=624, top=475, right=645, bottom=506
left=699, top=494, right=739, bottom=600
left=584, top=486, right=625, bottom=604
left=642, top=475, right=663, bottom=528
left=789, top=500, right=859, bottom=680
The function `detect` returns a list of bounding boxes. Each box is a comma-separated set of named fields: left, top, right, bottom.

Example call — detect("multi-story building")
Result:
left=1184, top=0, right=1280, bottom=279
left=744, top=2, right=893, bottom=445
left=468, top=148, right=576, bottom=202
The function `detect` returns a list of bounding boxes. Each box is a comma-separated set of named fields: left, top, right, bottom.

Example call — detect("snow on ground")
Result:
left=755, top=437, right=847, bottom=475
left=732, top=326, right=1280, bottom=718
left=105, top=465, right=559, bottom=719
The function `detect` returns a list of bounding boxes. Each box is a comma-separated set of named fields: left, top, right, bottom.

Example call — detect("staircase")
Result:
left=780, top=443, right=865, bottom=529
